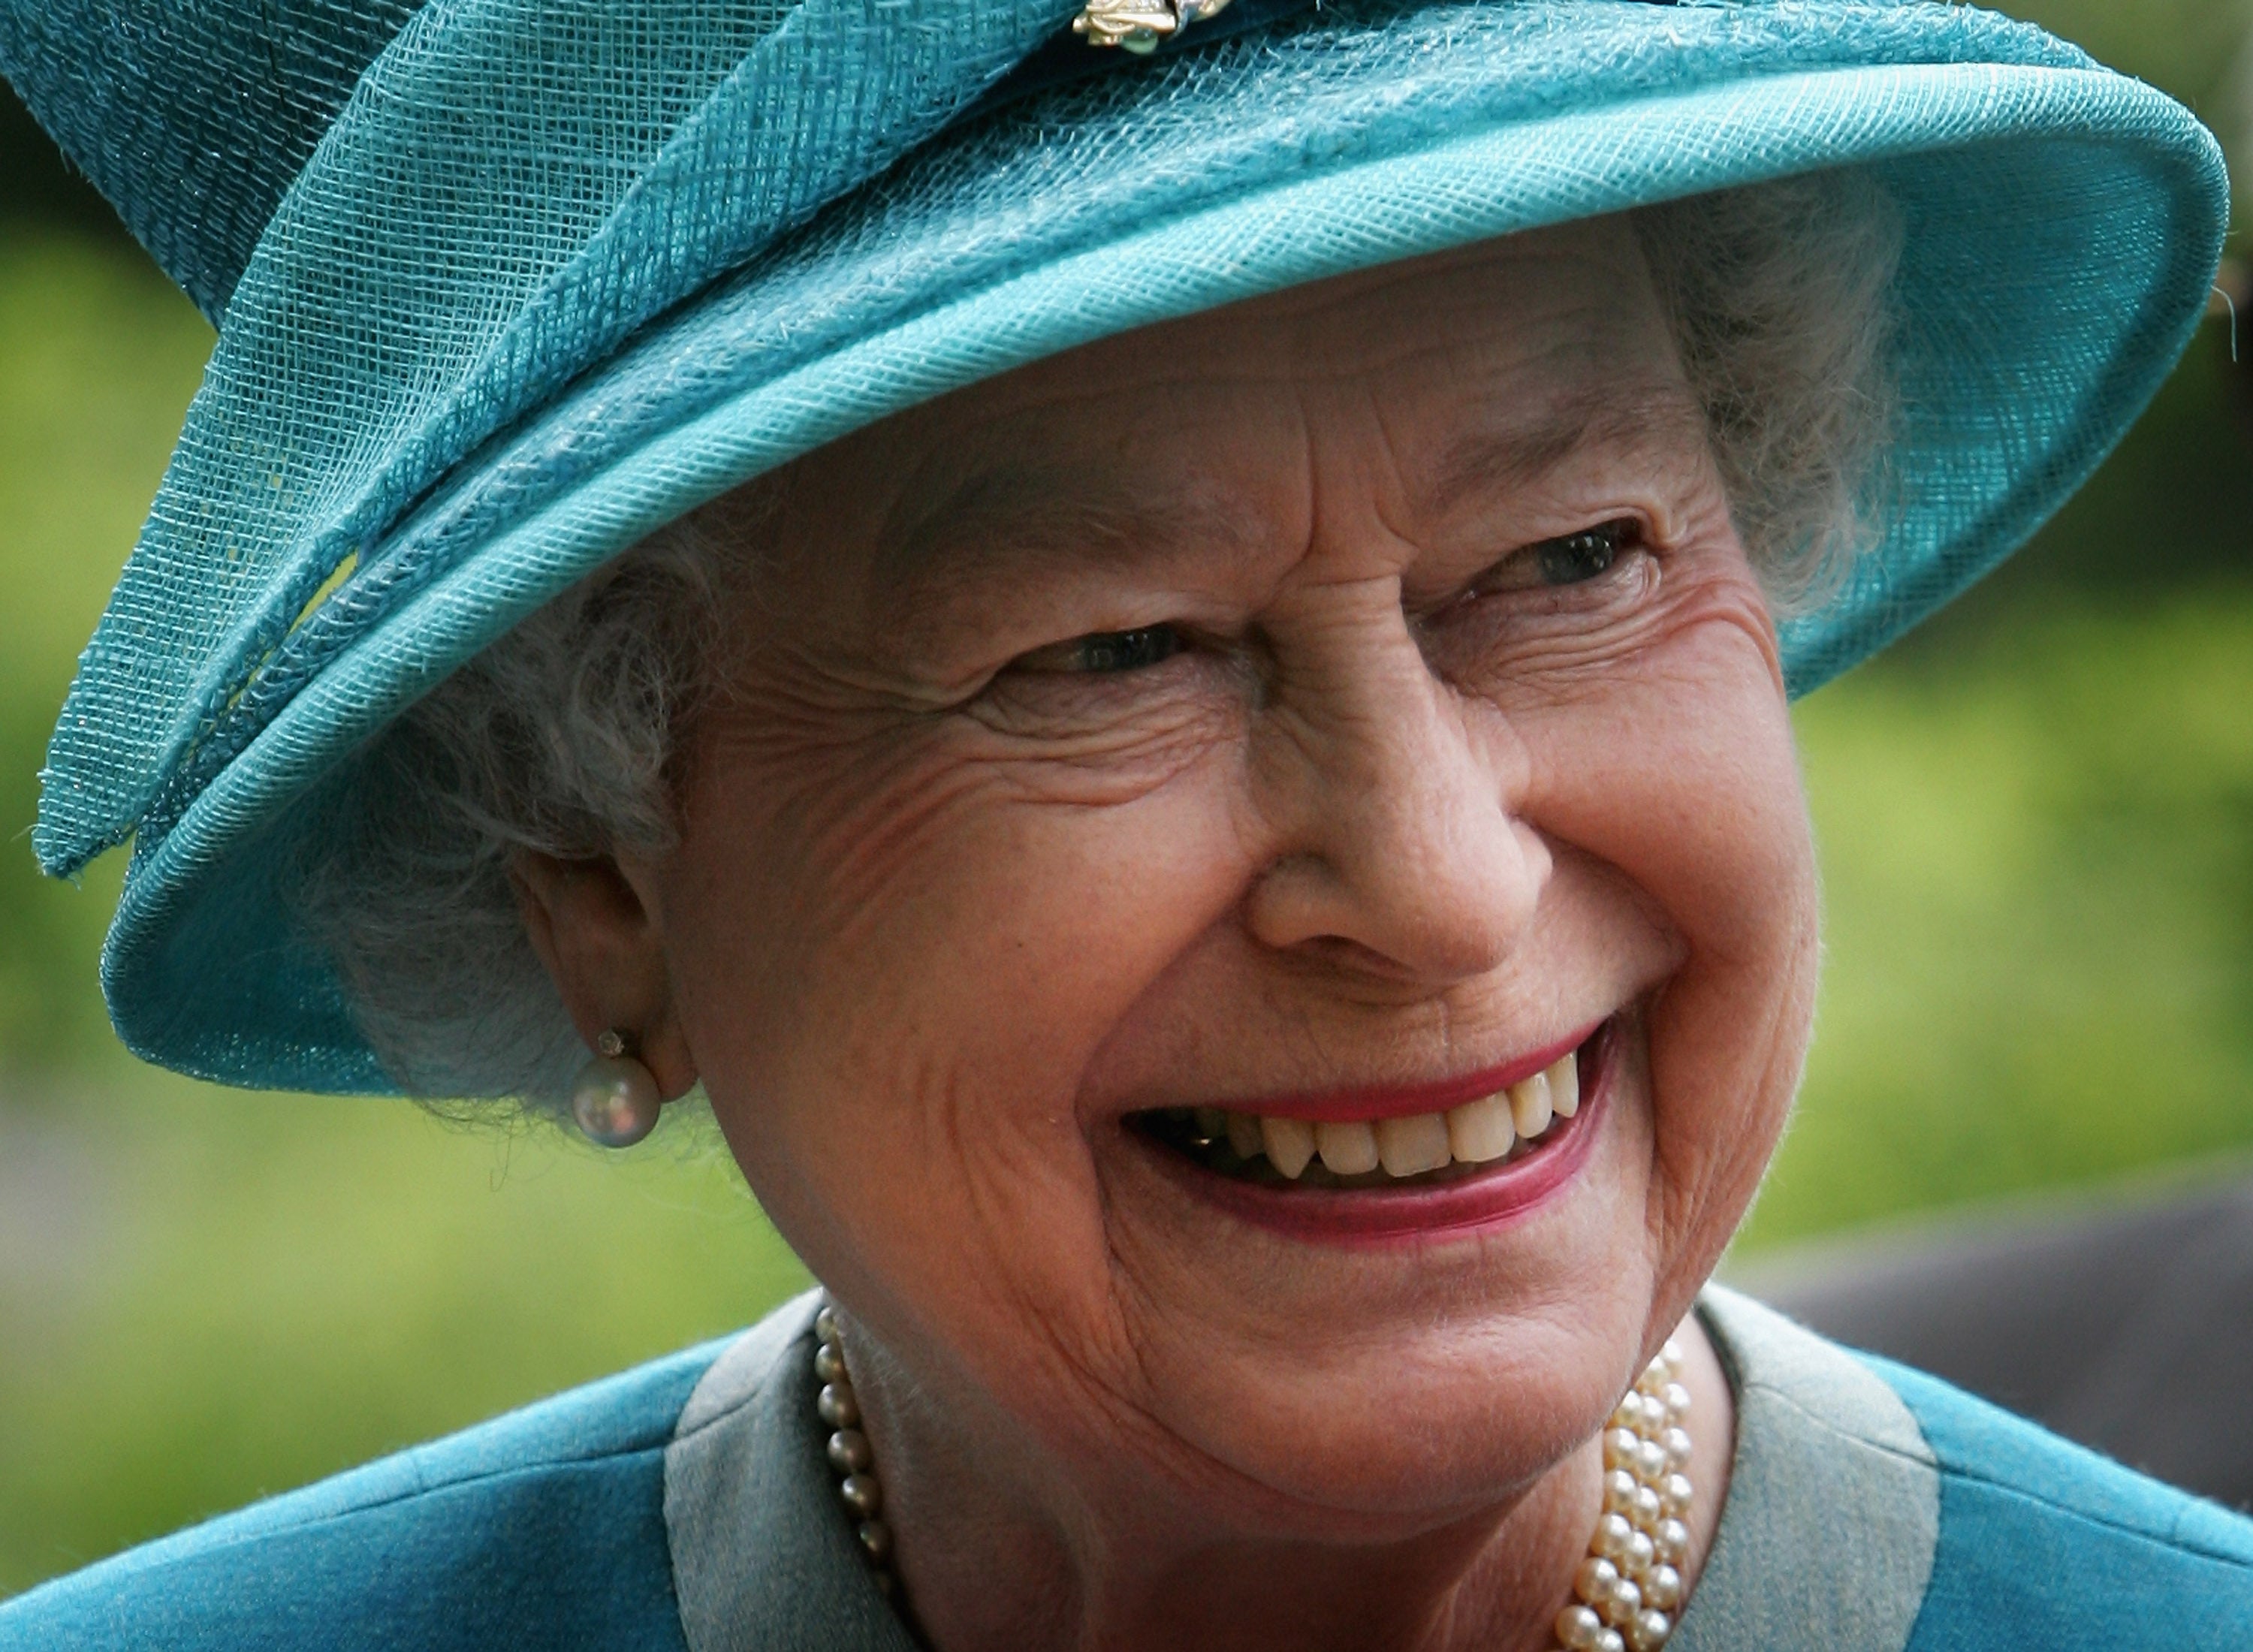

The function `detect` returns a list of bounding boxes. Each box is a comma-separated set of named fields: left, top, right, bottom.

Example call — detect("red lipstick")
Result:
left=1216, top=1021, right=1598, bottom=1124
left=1145, top=1022, right=1612, bottom=1247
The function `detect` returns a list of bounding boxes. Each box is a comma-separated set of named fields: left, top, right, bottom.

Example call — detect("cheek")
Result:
left=659, top=717, right=1256, bottom=1351
left=1514, top=598, right=1817, bottom=1270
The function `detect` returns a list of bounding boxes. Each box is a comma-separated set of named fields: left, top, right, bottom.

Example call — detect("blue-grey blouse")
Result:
left=5, top=1286, right=2251, bottom=1648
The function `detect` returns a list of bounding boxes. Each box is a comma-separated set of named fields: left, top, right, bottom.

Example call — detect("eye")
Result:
left=1009, top=624, right=1184, bottom=676
left=1467, top=518, right=1643, bottom=599
left=1534, top=520, right=1636, bottom=586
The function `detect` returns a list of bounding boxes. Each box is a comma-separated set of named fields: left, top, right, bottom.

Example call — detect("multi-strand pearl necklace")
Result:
left=812, top=1303, right=1694, bottom=1644
left=1552, top=1340, right=1693, bottom=1652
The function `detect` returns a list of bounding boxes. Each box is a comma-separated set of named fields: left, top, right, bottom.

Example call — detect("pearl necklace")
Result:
left=812, top=1303, right=899, bottom=1596
left=1553, top=1340, right=1694, bottom=1652
left=812, top=1303, right=1694, bottom=1644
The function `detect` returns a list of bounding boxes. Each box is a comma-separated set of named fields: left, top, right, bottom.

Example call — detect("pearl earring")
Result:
left=571, top=1029, right=663, bottom=1147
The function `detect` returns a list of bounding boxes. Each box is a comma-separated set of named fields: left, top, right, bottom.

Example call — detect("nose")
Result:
left=1239, top=581, right=1546, bottom=984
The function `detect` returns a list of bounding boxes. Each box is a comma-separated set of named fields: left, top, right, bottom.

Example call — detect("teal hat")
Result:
left=3, top=0, right=2229, bottom=1091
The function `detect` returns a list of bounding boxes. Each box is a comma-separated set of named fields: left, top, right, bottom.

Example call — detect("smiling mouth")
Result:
left=1129, top=1021, right=1610, bottom=1194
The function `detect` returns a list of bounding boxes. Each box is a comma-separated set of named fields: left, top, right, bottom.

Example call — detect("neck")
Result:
left=834, top=1313, right=1734, bottom=1652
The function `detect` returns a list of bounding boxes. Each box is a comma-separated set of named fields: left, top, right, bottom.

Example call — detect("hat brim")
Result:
left=102, top=19, right=2228, bottom=1090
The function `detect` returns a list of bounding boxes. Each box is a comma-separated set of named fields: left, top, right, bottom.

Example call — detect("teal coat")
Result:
left=5, top=1289, right=2251, bottom=1650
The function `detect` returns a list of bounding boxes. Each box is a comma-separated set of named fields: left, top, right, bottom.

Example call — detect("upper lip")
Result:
left=1165, top=1020, right=1602, bottom=1125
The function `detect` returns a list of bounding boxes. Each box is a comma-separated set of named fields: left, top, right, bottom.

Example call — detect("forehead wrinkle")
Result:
left=1425, top=381, right=1707, bottom=520
left=870, top=463, right=1272, bottom=628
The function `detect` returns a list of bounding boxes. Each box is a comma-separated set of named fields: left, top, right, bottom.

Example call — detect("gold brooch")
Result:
left=1072, top=0, right=1235, bottom=55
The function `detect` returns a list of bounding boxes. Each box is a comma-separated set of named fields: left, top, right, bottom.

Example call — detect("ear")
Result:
left=510, top=849, right=699, bottom=1102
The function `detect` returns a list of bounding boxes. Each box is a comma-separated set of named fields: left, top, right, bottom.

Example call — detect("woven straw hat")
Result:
left=2, top=0, right=2228, bottom=1091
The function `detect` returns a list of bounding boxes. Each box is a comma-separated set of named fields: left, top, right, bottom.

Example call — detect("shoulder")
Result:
left=1870, top=1355, right=2253, bottom=1650
left=0, top=1334, right=735, bottom=1652
left=1691, top=1285, right=2253, bottom=1651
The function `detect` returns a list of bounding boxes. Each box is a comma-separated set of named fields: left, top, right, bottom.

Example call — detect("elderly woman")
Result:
left=2, top=0, right=2248, bottom=1647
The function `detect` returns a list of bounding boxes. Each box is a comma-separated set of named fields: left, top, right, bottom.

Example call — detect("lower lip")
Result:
left=1144, top=1031, right=1610, bottom=1247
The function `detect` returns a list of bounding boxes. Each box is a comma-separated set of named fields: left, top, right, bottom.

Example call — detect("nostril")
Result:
left=1241, top=836, right=1540, bottom=984
left=1289, top=932, right=1418, bottom=976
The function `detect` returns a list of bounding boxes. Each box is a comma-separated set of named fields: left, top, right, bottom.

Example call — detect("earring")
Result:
left=572, top=1029, right=663, bottom=1148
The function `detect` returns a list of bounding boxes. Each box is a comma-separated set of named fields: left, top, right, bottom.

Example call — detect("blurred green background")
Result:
left=2, top=0, right=2251, bottom=1599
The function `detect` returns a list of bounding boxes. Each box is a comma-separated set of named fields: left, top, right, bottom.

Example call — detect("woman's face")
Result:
left=626, top=216, right=1817, bottom=1528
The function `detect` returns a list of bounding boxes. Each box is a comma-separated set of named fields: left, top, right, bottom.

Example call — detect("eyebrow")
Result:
left=1425, top=382, right=1706, bottom=519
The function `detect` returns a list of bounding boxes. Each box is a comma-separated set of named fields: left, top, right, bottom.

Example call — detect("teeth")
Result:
left=1179, top=1041, right=1590, bottom=1184
left=1225, top=1111, right=1265, bottom=1161
left=1445, top=1090, right=1516, bottom=1163
left=1374, top=1112, right=1452, bottom=1177
left=1260, top=1115, right=1317, bottom=1179
left=1546, top=1051, right=1580, bottom=1118
left=1313, top=1119, right=1381, bottom=1175
left=1509, top=1071, right=1554, bottom=1138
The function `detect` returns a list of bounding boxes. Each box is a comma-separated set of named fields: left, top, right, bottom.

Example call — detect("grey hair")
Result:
left=288, top=169, right=1904, bottom=1116
left=1636, top=167, right=1904, bottom=612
